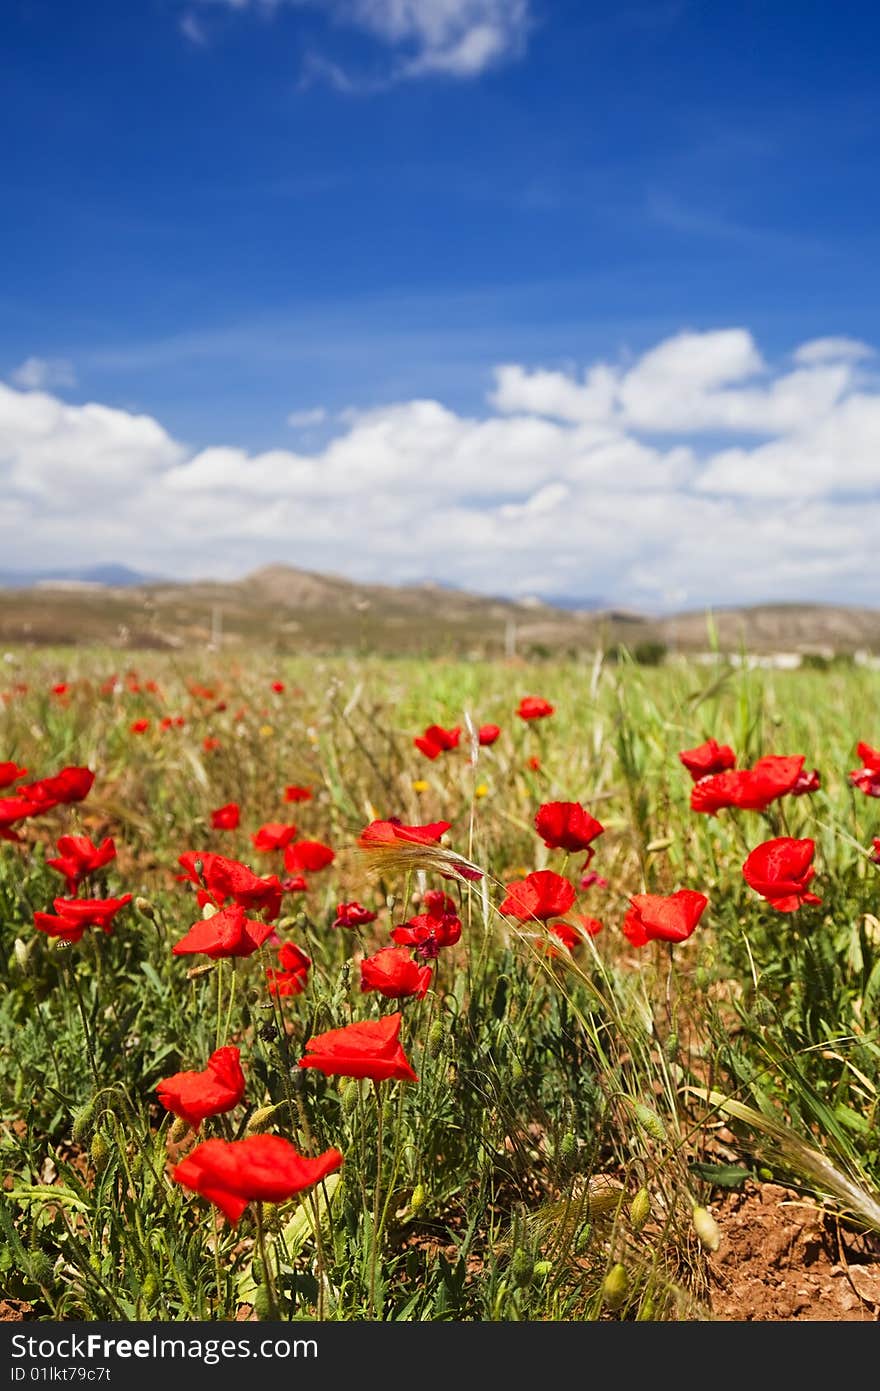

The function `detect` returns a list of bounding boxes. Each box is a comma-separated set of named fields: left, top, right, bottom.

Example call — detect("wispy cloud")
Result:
left=188, top=0, right=533, bottom=83
left=287, top=406, right=328, bottom=426
left=179, top=12, right=210, bottom=45
left=8, top=357, right=76, bottom=390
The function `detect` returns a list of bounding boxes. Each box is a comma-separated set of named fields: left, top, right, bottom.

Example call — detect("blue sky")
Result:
left=2, top=0, right=880, bottom=609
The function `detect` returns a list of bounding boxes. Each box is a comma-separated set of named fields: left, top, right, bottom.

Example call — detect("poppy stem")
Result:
left=67, top=958, right=100, bottom=1088
left=369, top=1081, right=384, bottom=1318
left=254, top=1202, right=280, bottom=1320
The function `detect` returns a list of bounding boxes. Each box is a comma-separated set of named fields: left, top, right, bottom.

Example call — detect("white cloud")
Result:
left=9, top=357, right=77, bottom=391
left=3, top=327, right=880, bottom=609
left=793, top=337, right=875, bottom=365
left=190, top=0, right=531, bottom=79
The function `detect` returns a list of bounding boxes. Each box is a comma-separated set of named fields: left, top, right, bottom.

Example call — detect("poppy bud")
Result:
left=13, top=938, right=30, bottom=973
left=558, top=1132, right=577, bottom=1165
left=246, top=1104, right=285, bottom=1135
left=253, top=1286, right=273, bottom=1319
left=72, top=1097, right=98, bottom=1145
left=574, top=1223, right=592, bottom=1254
left=533, top=1259, right=552, bottom=1278
left=692, top=1205, right=721, bottom=1252
left=630, top=1188, right=651, bottom=1232
left=427, top=1019, right=445, bottom=1057
left=27, top=1253, right=53, bottom=1288
left=601, top=1262, right=629, bottom=1310
left=169, top=1116, right=190, bottom=1144
left=140, top=1272, right=160, bottom=1309
left=90, top=1132, right=111, bottom=1174
left=135, top=897, right=157, bottom=921
left=631, top=1102, right=666, bottom=1144
left=409, top=1183, right=427, bottom=1214
left=510, top=1057, right=524, bottom=1083
left=665, top=1031, right=679, bottom=1060
left=342, top=1081, right=361, bottom=1114
left=509, top=1248, right=534, bottom=1289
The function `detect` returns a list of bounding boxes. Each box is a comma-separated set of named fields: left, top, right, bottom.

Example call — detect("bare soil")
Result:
left=706, top=1180, right=880, bottom=1321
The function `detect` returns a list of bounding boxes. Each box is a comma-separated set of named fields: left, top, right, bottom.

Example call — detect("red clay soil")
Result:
left=705, top=1180, right=880, bottom=1321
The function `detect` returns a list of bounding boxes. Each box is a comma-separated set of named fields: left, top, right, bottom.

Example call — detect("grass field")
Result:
left=2, top=645, right=879, bottom=1321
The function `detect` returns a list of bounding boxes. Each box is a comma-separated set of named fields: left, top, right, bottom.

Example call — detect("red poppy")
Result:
left=46, top=834, right=116, bottom=893
left=211, top=803, right=241, bottom=831
left=678, top=738, right=737, bottom=780
left=130, top=719, right=150, bottom=734
left=171, top=904, right=277, bottom=958
left=271, top=681, right=285, bottom=693
left=20, top=766, right=95, bottom=807
left=266, top=941, right=311, bottom=996
left=517, top=696, right=555, bottom=721
left=33, top=911, right=90, bottom=944
left=333, top=901, right=378, bottom=929
left=281, top=874, right=308, bottom=893
left=499, top=870, right=576, bottom=922
left=0, top=795, right=44, bottom=843
left=251, top=822, right=298, bottom=853
left=358, top=818, right=451, bottom=848
left=171, top=1134, right=344, bottom=1225
left=742, top=837, right=822, bottom=913
left=359, top=946, right=432, bottom=999
left=870, top=838, right=880, bottom=865
left=283, top=785, right=312, bottom=803
left=526, top=755, right=541, bottom=772
left=478, top=724, right=501, bottom=746
left=391, top=904, right=462, bottom=959
left=422, top=889, right=457, bottom=915
left=284, top=839, right=335, bottom=873
left=535, top=801, right=605, bottom=854
left=856, top=741, right=880, bottom=770
left=0, top=762, right=27, bottom=789
left=545, top=921, right=583, bottom=954
left=621, top=890, right=708, bottom=947
left=50, top=894, right=132, bottom=934
left=580, top=870, right=609, bottom=890
left=298, top=1012, right=418, bottom=1083
left=690, top=755, right=805, bottom=814
left=850, top=743, right=880, bottom=797
left=414, top=724, right=461, bottom=759
left=203, top=737, right=221, bottom=752
left=790, top=768, right=821, bottom=796
left=177, top=852, right=283, bottom=921
left=157, top=1045, right=246, bottom=1129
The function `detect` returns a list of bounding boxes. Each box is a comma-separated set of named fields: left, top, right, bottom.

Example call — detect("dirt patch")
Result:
left=706, top=1180, right=880, bottom=1320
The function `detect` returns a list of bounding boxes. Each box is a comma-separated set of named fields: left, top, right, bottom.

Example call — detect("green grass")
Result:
left=2, top=646, right=879, bottom=1321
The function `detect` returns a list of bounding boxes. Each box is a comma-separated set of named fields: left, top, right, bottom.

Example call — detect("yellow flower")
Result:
left=259, top=724, right=274, bottom=738
left=412, top=779, right=430, bottom=793
left=475, top=783, right=489, bottom=798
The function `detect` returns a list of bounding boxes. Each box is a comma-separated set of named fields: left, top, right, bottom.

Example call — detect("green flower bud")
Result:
left=630, top=1187, right=651, bottom=1233
left=427, top=1019, right=445, bottom=1058
left=509, top=1248, right=534, bottom=1289
left=692, top=1205, right=721, bottom=1252
left=27, top=1253, right=53, bottom=1288
left=90, top=1132, right=111, bottom=1174
left=631, top=1102, right=666, bottom=1144
left=72, top=1097, right=98, bottom=1145
left=601, top=1262, right=629, bottom=1311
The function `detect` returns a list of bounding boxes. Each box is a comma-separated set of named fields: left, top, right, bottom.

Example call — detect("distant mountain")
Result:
left=0, top=564, right=156, bottom=589
left=0, top=562, right=878, bottom=657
